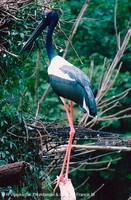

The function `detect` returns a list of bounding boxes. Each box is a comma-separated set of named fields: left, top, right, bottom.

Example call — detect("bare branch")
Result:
left=0, top=45, right=19, bottom=58
left=63, top=0, right=90, bottom=59
left=114, top=0, right=120, bottom=50
left=60, top=28, right=83, bottom=64
left=99, top=107, right=131, bottom=119
left=35, top=50, right=40, bottom=104
left=88, top=184, right=105, bottom=199
left=80, top=28, right=131, bottom=127
left=71, top=144, right=131, bottom=152
left=75, top=177, right=89, bottom=190
left=96, top=28, right=131, bottom=103
left=98, top=88, right=130, bottom=107
left=35, top=84, right=51, bottom=118
left=98, top=114, right=131, bottom=121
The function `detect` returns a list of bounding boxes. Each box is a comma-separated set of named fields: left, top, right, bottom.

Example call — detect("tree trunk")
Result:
left=0, top=161, right=30, bottom=187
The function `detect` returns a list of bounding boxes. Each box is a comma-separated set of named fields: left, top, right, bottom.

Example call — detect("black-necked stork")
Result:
left=21, top=10, right=97, bottom=191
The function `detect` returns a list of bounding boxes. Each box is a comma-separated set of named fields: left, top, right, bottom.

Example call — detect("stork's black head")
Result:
left=44, top=11, right=59, bottom=27
left=20, top=10, right=59, bottom=52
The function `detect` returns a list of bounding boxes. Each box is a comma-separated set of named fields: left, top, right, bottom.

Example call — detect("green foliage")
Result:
left=0, top=0, right=131, bottom=199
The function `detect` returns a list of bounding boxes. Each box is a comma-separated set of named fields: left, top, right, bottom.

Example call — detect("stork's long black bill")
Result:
left=20, top=19, right=48, bottom=52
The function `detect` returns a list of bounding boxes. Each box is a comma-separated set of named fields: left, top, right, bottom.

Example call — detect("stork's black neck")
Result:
left=46, top=26, right=56, bottom=61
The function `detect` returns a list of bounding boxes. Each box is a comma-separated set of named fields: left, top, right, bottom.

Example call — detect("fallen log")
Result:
left=0, top=161, right=30, bottom=187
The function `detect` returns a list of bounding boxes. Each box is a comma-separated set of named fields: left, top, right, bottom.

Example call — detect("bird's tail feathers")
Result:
left=85, top=86, right=97, bottom=117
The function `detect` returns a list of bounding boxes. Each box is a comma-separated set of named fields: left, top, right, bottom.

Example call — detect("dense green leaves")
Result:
left=0, top=0, right=131, bottom=199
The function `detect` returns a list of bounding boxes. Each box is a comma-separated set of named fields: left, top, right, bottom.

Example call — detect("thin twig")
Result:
left=35, top=84, right=51, bottom=118
left=35, top=50, right=40, bottom=104
left=98, top=88, right=130, bottom=107
left=81, top=28, right=131, bottom=127
left=70, top=144, right=131, bottom=152
left=63, top=0, right=90, bottom=58
left=99, top=107, right=131, bottom=119
left=98, top=114, right=131, bottom=121
left=114, top=0, right=120, bottom=50
left=1, top=45, right=19, bottom=58
left=75, top=177, right=89, bottom=190
left=96, top=28, right=131, bottom=103
left=87, top=184, right=105, bottom=199
left=60, top=28, right=83, bottom=64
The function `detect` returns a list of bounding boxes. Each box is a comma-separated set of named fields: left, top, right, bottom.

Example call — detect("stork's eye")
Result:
left=44, top=13, right=48, bottom=18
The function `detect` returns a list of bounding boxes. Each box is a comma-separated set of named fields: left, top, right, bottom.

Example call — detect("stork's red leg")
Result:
left=54, top=100, right=75, bottom=192
left=62, top=101, right=75, bottom=179
left=65, top=101, right=75, bottom=178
